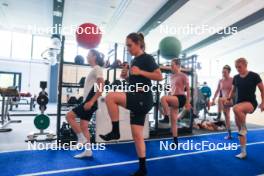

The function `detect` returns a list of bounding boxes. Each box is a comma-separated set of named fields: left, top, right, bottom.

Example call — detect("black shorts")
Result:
left=72, top=88, right=98, bottom=121
left=174, top=95, right=186, bottom=108
left=126, top=91, right=153, bottom=126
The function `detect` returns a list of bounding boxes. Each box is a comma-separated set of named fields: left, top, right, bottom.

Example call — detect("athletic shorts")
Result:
left=126, top=91, right=153, bottom=126
left=174, top=95, right=186, bottom=109
left=72, top=88, right=98, bottom=121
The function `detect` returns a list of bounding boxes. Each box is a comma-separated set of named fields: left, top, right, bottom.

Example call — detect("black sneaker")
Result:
left=159, top=118, right=169, bottom=123
left=99, top=132, right=120, bottom=141
left=131, top=169, right=147, bottom=176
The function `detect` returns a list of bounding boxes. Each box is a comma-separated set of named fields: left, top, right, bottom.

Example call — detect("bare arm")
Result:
left=227, top=85, right=235, bottom=100
left=212, top=81, right=221, bottom=101
left=257, top=82, right=264, bottom=111
left=139, top=68, right=163, bottom=81
left=160, top=65, right=171, bottom=70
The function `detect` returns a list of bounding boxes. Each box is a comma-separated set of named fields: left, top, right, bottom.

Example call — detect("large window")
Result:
left=32, top=35, right=50, bottom=60
left=77, top=46, right=89, bottom=63
left=64, top=41, right=77, bottom=62
left=11, top=32, right=32, bottom=60
left=0, top=30, right=12, bottom=58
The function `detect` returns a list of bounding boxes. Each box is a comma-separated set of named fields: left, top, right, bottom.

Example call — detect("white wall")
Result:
left=196, top=39, right=264, bottom=93
left=0, top=58, right=50, bottom=95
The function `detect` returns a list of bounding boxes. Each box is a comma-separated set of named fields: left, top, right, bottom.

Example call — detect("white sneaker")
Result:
left=235, top=152, right=247, bottom=159
left=72, top=140, right=88, bottom=150
left=74, top=150, right=93, bottom=158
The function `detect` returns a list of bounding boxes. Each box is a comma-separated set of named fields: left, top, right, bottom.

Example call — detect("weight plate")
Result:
left=34, top=114, right=50, bottom=130
left=37, top=94, right=49, bottom=105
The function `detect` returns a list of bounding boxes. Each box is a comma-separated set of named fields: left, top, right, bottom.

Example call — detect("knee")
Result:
left=233, top=105, right=241, bottom=114
left=66, top=111, right=75, bottom=122
left=105, top=93, right=115, bottom=103
left=132, top=131, right=143, bottom=142
left=161, top=96, right=167, bottom=104
left=80, top=122, right=88, bottom=131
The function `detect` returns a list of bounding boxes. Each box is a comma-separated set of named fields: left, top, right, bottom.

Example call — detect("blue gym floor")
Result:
left=1, top=129, right=264, bottom=176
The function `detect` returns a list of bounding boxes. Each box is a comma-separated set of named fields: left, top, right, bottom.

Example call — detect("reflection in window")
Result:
left=0, top=30, right=12, bottom=58
left=12, top=32, right=32, bottom=60
left=32, top=35, right=50, bottom=60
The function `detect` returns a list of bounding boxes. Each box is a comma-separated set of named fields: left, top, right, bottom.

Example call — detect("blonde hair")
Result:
left=235, top=58, right=248, bottom=65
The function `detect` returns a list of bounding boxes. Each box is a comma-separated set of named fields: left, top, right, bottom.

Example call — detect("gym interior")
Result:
left=0, top=0, right=264, bottom=176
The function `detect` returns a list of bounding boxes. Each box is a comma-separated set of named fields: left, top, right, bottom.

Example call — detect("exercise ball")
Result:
left=159, top=36, right=182, bottom=59
left=76, top=23, right=102, bottom=49
left=74, top=55, right=85, bottom=65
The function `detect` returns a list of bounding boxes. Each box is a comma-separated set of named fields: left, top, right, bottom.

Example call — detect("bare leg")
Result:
left=233, top=102, right=254, bottom=159
left=105, top=92, right=126, bottom=122
left=80, top=119, right=90, bottom=143
left=224, top=107, right=232, bottom=139
left=66, top=111, right=81, bottom=134
left=99, top=92, right=126, bottom=141
left=170, top=108, right=178, bottom=137
left=215, top=98, right=223, bottom=120
left=131, top=124, right=147, bottom=175
left=161, top=96, right=170, bottom=116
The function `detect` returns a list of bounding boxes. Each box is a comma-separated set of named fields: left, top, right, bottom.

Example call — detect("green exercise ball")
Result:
left=159, top=36, right=182, bottom=59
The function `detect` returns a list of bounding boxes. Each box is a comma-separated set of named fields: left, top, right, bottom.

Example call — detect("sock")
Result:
left=227, top=129, right=231, bottom=136
left=139, top=157, right=146, bottom=172
left=217, top=113, right=221, bottom=119
left=112, top=121, right=120, bottom=135
left=173, top=137, right=178, bottom=146
left=164, top=115, right=169, bottom=120
left=241, top=145, right=246, bottom=153
left=77, top=133, right=86, bottom=142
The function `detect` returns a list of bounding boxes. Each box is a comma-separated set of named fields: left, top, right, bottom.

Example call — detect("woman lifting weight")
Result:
left=226, top=58, right=264, bottom=159
left=159, top=59, right=191, bottom=146
left=211, top=65, right=233, bottom=139
left=66, top=49, right=104, bottom=158
left=99, top=32, right=162, bottom=176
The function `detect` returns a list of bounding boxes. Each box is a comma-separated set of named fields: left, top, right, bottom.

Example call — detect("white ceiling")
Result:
left=0, top=0, right=263, bottom=61
left=62, top=0, right=167, bottom=43
left=145, top=0, right=264, bottom=52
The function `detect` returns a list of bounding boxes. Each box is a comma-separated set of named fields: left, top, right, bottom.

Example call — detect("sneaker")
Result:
left=99, top=132, right=120, bottom=141
left=74, top=150, right=93, bottom=158
left=159, top=118, right=169, bottom=123
left=235, top=152, right=247, bottom=159
left=131, top=169, right=147, bottom=176
left=224, top=135, right=232, bottom=140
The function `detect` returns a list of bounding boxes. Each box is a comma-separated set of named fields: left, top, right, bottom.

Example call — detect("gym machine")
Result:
left=0, top=87, right=21, bottom=132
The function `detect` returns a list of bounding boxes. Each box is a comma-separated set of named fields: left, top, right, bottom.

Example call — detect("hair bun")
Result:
left=138, top=32, right=144, bottom=40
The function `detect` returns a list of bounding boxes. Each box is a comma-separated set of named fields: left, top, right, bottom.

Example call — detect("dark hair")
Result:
left=126, top=32, right=145, bottom=50
left=223, top=65, right=231, bottom=73
left=89, top=49, right=105, bottom=67
left=171, top=58, right=181, bottom=66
